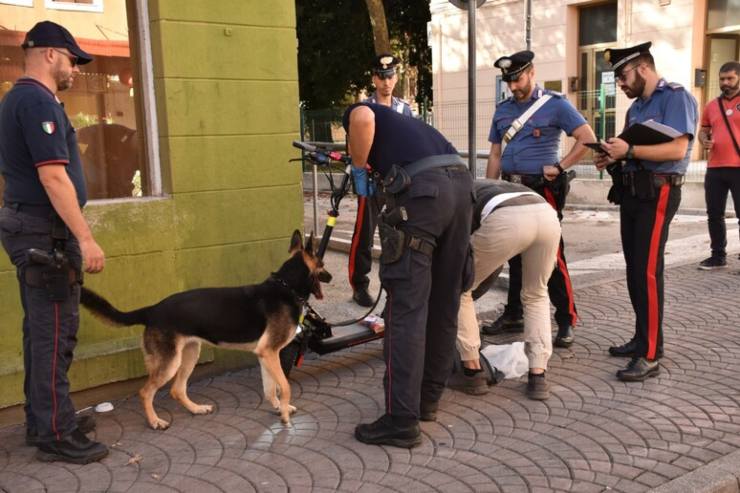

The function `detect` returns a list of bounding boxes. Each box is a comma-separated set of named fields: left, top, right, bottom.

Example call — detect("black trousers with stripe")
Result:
left=379, top=166, right=473, bottom=419
left=0, top=208, right=82, bottom=443
left=348, top=194, right=382, bottom=291
left=620, top=184, right=681, bottom=360
left=504, top=181, right=578, bottom=330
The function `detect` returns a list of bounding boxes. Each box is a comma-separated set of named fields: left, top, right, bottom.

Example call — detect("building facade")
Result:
left=429, top=0, right=739, bottom=156
left=0, top=0, right=303, bottom=408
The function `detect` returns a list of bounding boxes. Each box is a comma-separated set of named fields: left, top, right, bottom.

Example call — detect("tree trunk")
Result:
left=364, top=0, right=391, bottom=54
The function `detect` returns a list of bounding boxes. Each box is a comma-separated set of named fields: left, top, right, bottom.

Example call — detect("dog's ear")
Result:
left=304, top=231, right=315, bottom=255
left=289, top=230, right=304, bottom=253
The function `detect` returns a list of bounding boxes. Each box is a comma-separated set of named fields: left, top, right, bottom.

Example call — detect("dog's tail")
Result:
left=80, top=287, right=147, bottom=327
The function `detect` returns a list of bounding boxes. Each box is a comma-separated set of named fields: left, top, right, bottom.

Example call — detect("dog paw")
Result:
left=288, top=405, right=297, bottom=415
left=281, top=416, right=293, bottom=427
left=150, top=418, right=170, bottom=430
left=192, top=404, right=213, bottom=415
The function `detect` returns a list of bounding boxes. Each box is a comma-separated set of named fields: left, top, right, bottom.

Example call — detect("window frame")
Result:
left=45, top=0, right=104, bottom=13
left=0, top=0, right=33, bottom=7
left=131, top=0, right=162, bottom=197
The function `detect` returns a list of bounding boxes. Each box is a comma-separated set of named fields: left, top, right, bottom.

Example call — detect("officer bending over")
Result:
left=0, top=21, right=107, bottom=464
left=450, top=179, right=561, bottom=399
left=343, top=102, right=474, bottom=448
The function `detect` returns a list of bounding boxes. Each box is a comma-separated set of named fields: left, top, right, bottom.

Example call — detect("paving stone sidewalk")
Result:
left=1, top=263, right=740, bottom=492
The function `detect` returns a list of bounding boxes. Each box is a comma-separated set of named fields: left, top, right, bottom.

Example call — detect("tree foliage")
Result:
left=295, top=0, right=432, bottom=110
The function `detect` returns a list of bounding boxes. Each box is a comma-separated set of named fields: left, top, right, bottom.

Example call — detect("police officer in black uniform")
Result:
left=0, top=21, right=108, bottom=463
left=595, top=42, right=697, bottom=381
left=344, top=102, right=474, bottom=448
left=349, top=54, right=413, bottom=307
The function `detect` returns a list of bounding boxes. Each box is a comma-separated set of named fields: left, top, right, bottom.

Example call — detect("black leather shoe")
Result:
left=553, top=326, right=575, bottom=348
left=481, top=312, right=524, bottom=335
left=26, top=414, right=96, bottom=446
left=616, top=357, right=660, bottom=382
left=36, top=429, right=108, bottom=464
left=609, top=340, right=663, bottom=359
left=420, top=401, right=439, bottom=422
left=526, top=372, right=550, bottom=400
left=352, top=287, right=374, bottom=307
left=355, top=414, right=422, bottom=448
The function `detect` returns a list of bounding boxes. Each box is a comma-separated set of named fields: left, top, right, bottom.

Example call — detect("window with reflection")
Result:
left=0, top=0, right=152, bottom=200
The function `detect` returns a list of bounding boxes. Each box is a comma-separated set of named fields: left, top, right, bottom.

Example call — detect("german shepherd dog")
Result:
left=79, top=230, right=330, bottom=429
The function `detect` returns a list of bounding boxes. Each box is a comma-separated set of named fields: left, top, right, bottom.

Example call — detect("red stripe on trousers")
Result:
left=385, top=290, right=392, bottom=414
left=51, top=303, right=60, bottom=440
left=543, top=187, right=578, bottom=326
left=348, top=196, right=367, bottom=289
left=646, top=184, right=670, bottom=360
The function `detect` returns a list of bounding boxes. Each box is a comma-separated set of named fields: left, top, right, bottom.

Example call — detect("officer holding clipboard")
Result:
left=595, top=42, right=698, bottom=382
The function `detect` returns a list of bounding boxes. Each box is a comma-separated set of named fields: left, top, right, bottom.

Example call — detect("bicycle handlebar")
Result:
left=292, top=140, right=352, bottom=165
left=292, top=140, right=318, bottom=153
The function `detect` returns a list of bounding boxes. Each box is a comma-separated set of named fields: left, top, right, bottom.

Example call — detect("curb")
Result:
left=650, top=451, right=740, bottom=492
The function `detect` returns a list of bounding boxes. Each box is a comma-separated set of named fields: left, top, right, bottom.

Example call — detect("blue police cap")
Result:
left=604, top=42, right=652, bottom=75
left=372, top=53, right=400, bottom=78
left=21, top=21, right=93, bottom=65
left=494, top=50, right=534, bottom=82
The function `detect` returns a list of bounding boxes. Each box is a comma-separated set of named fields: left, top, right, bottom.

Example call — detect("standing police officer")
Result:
left=484, top=51, right=595, bottom=348
left=0, top=21, right=108, bottom=463
left=344, top=102, right=473, bottom=448
left=349, top=54, right=413, bottom=307
left=595, top=42, right=697, bottom=381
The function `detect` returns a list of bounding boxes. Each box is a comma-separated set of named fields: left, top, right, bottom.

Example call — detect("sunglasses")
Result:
left=52, top=48, right=78, bottom=67
left=616, top=64, right=639, bottom=82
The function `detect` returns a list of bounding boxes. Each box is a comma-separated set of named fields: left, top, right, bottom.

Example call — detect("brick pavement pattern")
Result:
left=1, top=264, right=740, bottom=492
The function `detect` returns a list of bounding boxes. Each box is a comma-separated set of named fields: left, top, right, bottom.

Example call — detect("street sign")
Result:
left=450, top=0, right=486, bottom=9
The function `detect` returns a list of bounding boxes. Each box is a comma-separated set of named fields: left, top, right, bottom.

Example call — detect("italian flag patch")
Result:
left=41, top=121, right=56, bottom=135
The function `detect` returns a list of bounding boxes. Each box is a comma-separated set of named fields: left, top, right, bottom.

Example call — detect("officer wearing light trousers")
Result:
left=456, top=179, right=561, bottom=400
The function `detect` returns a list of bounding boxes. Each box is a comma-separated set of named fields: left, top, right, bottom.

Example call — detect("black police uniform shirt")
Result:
left=0, top=77, right=87, bottom=206
left=342, top=103, right=457, bottom=178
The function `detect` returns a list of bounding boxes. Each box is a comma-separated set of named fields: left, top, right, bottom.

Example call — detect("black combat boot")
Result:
left=355, top=414, right=422, bottom=448
left=36, top=429, right=108, bottom=464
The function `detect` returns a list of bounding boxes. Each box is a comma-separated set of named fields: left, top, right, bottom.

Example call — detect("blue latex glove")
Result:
left=352, top=167, right=370, bottom=197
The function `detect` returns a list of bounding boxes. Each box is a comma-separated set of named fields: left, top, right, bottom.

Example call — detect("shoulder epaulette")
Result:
left=545, top=90, right=564, bottom=98
left=667, top=82, right=685, bottom=91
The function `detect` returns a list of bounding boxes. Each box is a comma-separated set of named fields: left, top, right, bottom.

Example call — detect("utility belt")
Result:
left=607, top=163, right=683, bottom=204
left=6, top=203, right=83, bottom=301
left=621, top=172, right=685, bottom=189
left=377, top=154, right=466, bottom=195
left=375, top=154, right=465, bottom=264
left=501, top=173, right=546, bottom=188
left=5, top=202, right=56, bottom=219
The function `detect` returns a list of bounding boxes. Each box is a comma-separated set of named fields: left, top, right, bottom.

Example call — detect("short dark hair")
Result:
left=719, top=61, right=740, bottom=76
left=634, top=53, right=656, bottom=70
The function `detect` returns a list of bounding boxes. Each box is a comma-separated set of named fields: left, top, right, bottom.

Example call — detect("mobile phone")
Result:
left=584, top=140, right=608, bottom=155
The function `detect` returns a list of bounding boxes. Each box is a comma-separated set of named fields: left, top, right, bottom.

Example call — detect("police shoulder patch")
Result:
left=41, top=121, right=56, bottom=135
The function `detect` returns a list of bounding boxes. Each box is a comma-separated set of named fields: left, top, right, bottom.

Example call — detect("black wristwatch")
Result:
left=625, top=145, right=635, bottom=160
left=554, top=163, right=565, bottom=175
